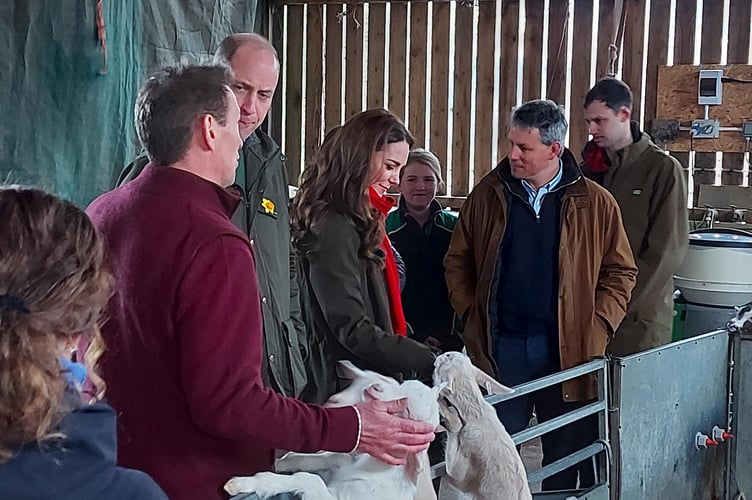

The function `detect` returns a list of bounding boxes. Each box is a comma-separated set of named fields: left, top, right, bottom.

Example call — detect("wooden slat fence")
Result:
left=270, top=0, right=752, bottom=202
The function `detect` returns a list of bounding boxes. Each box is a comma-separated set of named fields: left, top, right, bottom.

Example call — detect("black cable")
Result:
left=722, top=76, right=752, bottom=84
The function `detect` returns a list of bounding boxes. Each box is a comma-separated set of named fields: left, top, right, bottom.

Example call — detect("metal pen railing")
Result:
left=430, top=358, right=611, bottom=492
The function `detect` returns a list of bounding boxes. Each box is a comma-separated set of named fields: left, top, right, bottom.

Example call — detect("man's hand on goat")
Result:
left=355, top=398, right=435, bottom=466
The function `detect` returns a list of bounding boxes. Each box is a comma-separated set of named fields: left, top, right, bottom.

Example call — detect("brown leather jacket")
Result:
left=445, top=150, right=637, bottom=401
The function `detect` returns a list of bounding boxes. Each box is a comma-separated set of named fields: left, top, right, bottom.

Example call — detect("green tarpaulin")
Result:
left=1, top=0, right=263, bottom=207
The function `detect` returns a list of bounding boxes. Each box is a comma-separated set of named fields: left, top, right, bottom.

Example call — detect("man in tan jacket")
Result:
left=582, top=78, right=689, bottom=356
left=445, top=99, right=636, bottom=490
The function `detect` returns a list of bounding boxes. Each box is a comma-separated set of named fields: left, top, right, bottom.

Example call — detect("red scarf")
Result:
left=368, top=187, right=407, bottom=336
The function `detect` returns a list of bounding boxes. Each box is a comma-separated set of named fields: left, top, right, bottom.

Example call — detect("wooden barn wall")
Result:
left=270, top=0, right=752, bottom=205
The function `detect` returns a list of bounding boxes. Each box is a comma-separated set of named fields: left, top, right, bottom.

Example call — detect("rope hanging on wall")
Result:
left=96, top=0, right=108, bottom=75
left=607, top=0, right=629, bottom=77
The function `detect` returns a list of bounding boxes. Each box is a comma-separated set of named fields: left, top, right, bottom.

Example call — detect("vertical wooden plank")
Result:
left=671, top=1, right=696, bottom=191
left=474, top=0, right=497, bottom=183
left=325, top=4, right=343, bottom=133
left=673, top=0, right=696, bottom=65
left=388, top=2, right=408, bottom=121
left=595, top=0, right=615, bottom=78
left=522, top=0, right=544, bottom=102
left=285, top=5, right=305, bottom=184
left=643, top=0, right=671, bottom=130
left=727, top=0, right=752, bottom=63
left=621, top=0, right=646, bottom=124
left=344, top=3, right=363, bottom=119
left=699, top=0, right=724, bottom=63
left=568, top=0, right=593, bottom=159
left=452, top=1, right=473, bottom=196
left=430, top=1, right=451, bottom=194
left=408, top=2, right=428, bottom=146
left=497, top=0, right=520, bottom=160
left=304, top=4, right=324, bottom=177
left=367, top=3, right=386, bottom=109
left=695, top=0, right=725, bottom=199
left=269, top=3, right=285, bottom=143
left=722, top=0, right=751, bottom=186
left=546, top=0, right=569, bottom=105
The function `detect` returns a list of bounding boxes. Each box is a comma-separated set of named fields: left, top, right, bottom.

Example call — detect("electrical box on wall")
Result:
left=743, top=121, right=752, bottom=139
left=698, top=70, right=723, bottom=105
left=691, top=119, right=721, bottom=138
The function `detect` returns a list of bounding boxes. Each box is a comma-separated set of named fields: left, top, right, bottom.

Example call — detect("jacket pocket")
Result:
left=584, top=313, right=610, bottom=359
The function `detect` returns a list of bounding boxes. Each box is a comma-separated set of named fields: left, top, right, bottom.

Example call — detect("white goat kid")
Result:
left=224, top=361, right=442, bottom=500
left=433, top=352, right=532, bottom=500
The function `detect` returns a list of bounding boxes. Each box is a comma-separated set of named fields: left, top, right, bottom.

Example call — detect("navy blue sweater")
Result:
left=0, top=389, right=167, bottom=500
left=494, top=161, right=581, bottom=340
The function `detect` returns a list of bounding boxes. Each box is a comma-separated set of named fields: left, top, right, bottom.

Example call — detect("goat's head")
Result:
left=324, top=360, right=400, bottom=407
left=325, top=361, right=443, bottom=429
left=433, top=352, right=513, bottom=397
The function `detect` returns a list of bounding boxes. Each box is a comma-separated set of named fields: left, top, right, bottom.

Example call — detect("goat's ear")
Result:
left=432, top=382, right=448, bottom=399
left=473, top=366, right=514, bottom=395
left=364, top=383, right=384, bottom=401
left=337, top=360, right=365, bottom=380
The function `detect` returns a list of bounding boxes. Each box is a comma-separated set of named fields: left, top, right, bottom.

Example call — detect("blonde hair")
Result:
left=402, top=148, right=445, bottom=191
left=0, top=187, right=111, bottom=462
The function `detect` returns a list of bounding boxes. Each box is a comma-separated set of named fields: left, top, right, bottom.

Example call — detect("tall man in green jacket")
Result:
left=116, top=33, right=308, bottom=398
left=582, top=77, right=689, bottom=356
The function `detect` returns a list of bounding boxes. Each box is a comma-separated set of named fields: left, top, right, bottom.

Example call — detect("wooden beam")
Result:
left=388, top=2, right=408, bottom=120
left=595, top=0, right=615, bottom=79
left=408, top=2, right=428, bottom=145
left=569, top=0, right=593, bottom=158
left=621, top=0, right=646, bottom=124
left=474, top=0, right=497, bottom=183
left=324, top=3, right=343, bottom=133
left=285, top=5, right=305, bottom=183
left=497, top=0, right=520, bottom=160
left=670, top=0, right=697, bottom=192
left=722, top=0, right=752, bottom=186
left=451, top=1, right=473, bottom=196
left=270, top=3, right=285, bottom=143
left=522, top=0, right=544, bottom=102
left=430, top=1, right=451, bottom=193
left=304, top=4, right=324, bottom=177
left=546, top=0, right=569, bottom=105
left=367, top=3, right=386, bottom=109
left=643, top=0, right=671, bottom=129
left=344, top=3, right=363, bottom=119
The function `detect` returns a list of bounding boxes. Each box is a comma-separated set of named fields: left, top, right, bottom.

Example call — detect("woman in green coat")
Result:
left=291, top=109, right=435, bottom=404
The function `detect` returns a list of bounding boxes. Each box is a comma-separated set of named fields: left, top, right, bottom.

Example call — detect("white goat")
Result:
left=433, top=352, right=532, bottom=500
left=224, top=361, right=442, bottom=500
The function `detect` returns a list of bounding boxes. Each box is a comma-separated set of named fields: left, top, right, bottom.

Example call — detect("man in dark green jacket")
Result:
left=115, top=33, right=308, bottom=398
left=582, top=78, right=689, bottom=356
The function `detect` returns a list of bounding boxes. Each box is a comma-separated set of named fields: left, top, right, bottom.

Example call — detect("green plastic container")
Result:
left=672, top=290, right=687, bottom=342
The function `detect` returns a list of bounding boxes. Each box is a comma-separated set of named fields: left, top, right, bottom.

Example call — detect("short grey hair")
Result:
left=511, top=99, right=567, bottom=147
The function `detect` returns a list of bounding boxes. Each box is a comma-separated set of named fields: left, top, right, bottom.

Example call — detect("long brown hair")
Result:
left=291, top=108, right=414, bottom=266
left=0, top=187, right=111, bottom=462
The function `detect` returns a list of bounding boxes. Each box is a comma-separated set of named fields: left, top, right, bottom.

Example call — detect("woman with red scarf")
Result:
left=292, top=109, right=435, bottom=404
